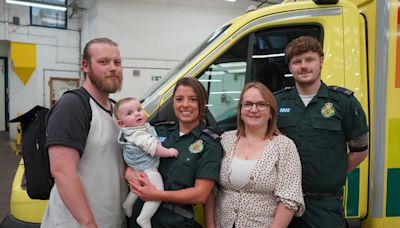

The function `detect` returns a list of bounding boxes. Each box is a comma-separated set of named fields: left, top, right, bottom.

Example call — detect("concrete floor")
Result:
left=0, top=132, right=21, bottom=222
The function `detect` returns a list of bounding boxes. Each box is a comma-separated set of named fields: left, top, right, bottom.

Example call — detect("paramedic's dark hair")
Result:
left=285, top=36, right=324, bottom=63
left=173, top=77, right=208, bottom=124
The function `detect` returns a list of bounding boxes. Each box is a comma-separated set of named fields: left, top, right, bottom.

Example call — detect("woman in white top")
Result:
left=206, top=82, right=305, bottom=228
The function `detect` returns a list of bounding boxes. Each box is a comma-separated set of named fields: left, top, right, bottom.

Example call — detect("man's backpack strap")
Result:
left=64, top=88, right=92, bottom=121
left=46, top=88, right=93, bottom=135
left=62, top=88, right=92, bottom=134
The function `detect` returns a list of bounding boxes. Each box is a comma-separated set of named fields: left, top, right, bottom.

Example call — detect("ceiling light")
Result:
left=6, top=0, right=67, bottom=11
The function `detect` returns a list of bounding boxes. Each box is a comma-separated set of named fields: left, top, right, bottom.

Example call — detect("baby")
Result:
left=114, top=97, right=178, bottom=228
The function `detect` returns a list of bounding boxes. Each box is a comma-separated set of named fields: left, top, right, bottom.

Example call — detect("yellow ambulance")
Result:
left=1, top=0, right=399, bottom=227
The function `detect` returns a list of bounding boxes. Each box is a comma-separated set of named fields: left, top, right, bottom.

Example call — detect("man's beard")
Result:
left=87, top=71, right=123, bottom=93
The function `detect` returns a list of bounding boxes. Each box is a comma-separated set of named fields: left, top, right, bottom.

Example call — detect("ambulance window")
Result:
left=198, top=36, right=249, bottom=132
left=250, top=25, right=322, bottom=92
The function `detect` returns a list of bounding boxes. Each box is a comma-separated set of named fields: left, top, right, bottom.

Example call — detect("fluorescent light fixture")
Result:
left=6, top=0, right=67, bottom=11
left=284, top=73, right=293, bottom=78
left=252, top=53, right=285, bottom=59
left=216, top=62, right=247, bottom=69
left=225, top=0, right=236, bottom=2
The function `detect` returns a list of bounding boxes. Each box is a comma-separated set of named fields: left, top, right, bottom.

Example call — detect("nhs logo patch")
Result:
left=279, top=107, right=291, bottom=113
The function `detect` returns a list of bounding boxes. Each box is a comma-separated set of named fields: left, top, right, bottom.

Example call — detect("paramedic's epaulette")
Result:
left=154, top=120, right=176, bottom=126
left=328, top=86, right=354, bottom=96
left=273, top=87, right=293, bottom=95
left=202, top=128, right=221, bottom=140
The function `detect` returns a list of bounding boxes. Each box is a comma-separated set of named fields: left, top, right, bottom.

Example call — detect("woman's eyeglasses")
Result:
left=241, top=101, right=270, bottom=111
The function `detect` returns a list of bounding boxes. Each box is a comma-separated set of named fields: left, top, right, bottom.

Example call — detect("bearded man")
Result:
left=41, top=38, right=128, bottom=228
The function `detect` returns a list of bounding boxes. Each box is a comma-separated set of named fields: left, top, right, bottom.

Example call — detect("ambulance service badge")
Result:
left=321, top=102, right=335, bottom=118
left=189, top=140, right=204, bottom=154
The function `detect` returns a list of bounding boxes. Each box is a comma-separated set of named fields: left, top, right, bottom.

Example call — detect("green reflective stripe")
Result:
left=346, top=168, right=360, bottom=216
left=387, top=168, right=400, bottom=216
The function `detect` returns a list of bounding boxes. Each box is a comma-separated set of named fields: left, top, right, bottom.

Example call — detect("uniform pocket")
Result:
left=166, top=155, right=198, bottom=186
left=311, top=117, right=345, bottom=150
left=177, top=153, right=199, bottom=168
left=277, top=116, right=297, bottom=128
left=326, top=197, right=345, bottom=221
left=312, top=118, right=342, bottom=131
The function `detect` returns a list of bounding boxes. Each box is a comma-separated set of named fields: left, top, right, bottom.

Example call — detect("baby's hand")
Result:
left=169, top=148, right=179, bottom=157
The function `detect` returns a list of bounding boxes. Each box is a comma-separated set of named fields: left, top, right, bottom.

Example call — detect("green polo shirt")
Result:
left=130, top=121, right=222, bottom=228
left=156, top=121, right=222, bottom=190
left=274, top=82, right=368, bottom=193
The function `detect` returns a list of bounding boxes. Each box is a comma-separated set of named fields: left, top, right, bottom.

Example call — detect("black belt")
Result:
left=303, top=192, right=341, bottom=197
left=161, top=203, right=193, bottom=219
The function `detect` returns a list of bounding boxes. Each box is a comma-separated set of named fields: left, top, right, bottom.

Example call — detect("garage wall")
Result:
left=0, top=0, right=81, bottom=138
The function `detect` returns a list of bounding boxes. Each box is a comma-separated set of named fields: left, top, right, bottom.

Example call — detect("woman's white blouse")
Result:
left=230, top=157, right=257, bottom=189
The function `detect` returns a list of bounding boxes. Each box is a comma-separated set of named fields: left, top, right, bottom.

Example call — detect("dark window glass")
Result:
left=197, top=36, right=250, bottom=132
left=196, top=25, right=323, bottom=132
left=150, top=25, right=323, bottom=134
left=250, top=25, right=322, bottom=92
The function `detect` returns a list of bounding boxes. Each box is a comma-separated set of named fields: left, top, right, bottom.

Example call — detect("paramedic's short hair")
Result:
left=285, top=36, right=324, bottom=63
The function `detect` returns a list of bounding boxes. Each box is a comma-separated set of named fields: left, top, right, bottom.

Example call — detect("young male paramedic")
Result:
left=41, top=38, right=128, bottom=228
left=274, top=36, right=369, bottom=228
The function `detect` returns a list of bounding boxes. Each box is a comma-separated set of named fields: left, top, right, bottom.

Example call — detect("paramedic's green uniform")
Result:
left=274, top=82, right=368, bottom=228
left=129, top=121, right=222, bottom=228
